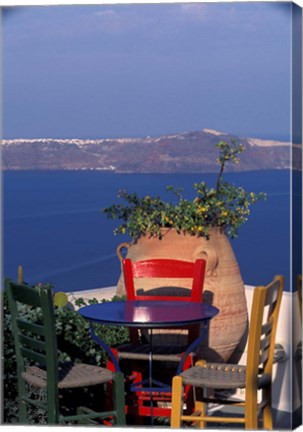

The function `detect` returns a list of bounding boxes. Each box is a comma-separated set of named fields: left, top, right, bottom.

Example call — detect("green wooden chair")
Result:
left=5, top=278, right=126, bottom=425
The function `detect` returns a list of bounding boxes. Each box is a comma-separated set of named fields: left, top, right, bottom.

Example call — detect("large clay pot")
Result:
left=116, top=228, right=248, bottom=362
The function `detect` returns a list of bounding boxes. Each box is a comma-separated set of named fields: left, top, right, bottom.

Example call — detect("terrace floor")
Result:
left=140, top=406, right=302, bottom=430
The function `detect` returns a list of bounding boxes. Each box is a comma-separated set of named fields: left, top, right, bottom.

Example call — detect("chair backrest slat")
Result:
left=259, top=333, right=271, bottom=352
left=17, top=319, right=45, bottom=336
left=18, top=334, right=46, bottom=354
left=131, top=259, right=200, bottom=278
left=261, top=320, right=273, bottom=336
left=259, top=347, right=270, bottom=365
left=20, top=347, right=47, bottom=365
left=9, top=282, right=44, bottom=307
left=264, top=279, right=280, bottom=310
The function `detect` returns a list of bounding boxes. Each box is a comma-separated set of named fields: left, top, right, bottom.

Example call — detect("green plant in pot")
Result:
left=102, top=140, right=266, bottom=362
left=102, top=140, right=265, bottom=241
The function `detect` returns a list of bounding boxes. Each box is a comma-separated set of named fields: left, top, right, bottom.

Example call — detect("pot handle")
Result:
left=116, top=242, right=130, bottom=263
left=195, top=247, right=219, bottom=276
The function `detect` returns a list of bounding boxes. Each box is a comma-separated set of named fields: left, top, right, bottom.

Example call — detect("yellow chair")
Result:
left=171, top=275, right=284, bottom=430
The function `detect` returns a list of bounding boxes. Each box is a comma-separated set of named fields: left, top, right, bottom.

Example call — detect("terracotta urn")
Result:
left=116, top=227, right=248, bottom=362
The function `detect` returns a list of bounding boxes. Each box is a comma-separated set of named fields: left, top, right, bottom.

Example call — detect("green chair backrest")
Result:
left=5, top=279, right=59, bottom=406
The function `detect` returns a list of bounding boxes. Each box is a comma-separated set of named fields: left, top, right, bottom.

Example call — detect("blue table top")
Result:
left=78, top=300, right=219, bottom=328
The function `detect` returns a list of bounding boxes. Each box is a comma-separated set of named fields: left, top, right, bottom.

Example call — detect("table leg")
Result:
left=89, top=322, right=121, bottom=372
left=176, top=321, right=209, bottom=375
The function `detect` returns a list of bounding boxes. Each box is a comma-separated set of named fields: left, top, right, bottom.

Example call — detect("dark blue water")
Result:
left=3, top=170, right=294, bottom=292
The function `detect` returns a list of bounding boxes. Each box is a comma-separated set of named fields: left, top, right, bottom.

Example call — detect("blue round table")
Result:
left=79, top=300, right=219, bottom=375
left=78, top=300, right=219, bottom=328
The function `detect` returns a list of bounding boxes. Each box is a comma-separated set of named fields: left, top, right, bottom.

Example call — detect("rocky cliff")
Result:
left=2, top=128, right=299, bottom=172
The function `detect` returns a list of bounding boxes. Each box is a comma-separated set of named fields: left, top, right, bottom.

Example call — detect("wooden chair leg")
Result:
left=245, top=387, right=258, bottom=429
left=171, top=376, right=184, bottom=428
left=262, top=387, right=273, bottom=430
left=18, top=379, right=28, bottom=423
left=193, top=358, right=207, bottom=428
left=19, top=399, right=27, bottom=424
left=47, top=385, right=59, bottom=424
left=195, top=399, right=207, bottom=428
left=263, top=404, right=273, bottom=430
left=113, top=371, right=126, bottom=426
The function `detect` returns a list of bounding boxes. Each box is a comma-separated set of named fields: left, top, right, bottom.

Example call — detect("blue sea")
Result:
left=3, top=170, right=298, bottom=293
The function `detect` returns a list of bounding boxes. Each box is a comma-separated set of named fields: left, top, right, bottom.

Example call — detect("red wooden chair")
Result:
left=108, top=258, right=206, bottom=421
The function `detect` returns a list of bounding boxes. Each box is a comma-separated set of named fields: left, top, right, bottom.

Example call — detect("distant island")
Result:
left=1, top=128, right=300, bottom=172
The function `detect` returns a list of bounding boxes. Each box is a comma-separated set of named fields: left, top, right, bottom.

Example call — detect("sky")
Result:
left=2, top=2, right=292, bottom=141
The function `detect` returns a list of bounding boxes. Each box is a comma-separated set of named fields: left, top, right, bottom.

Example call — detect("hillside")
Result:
left=1, top=128, right=299, bottom=172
